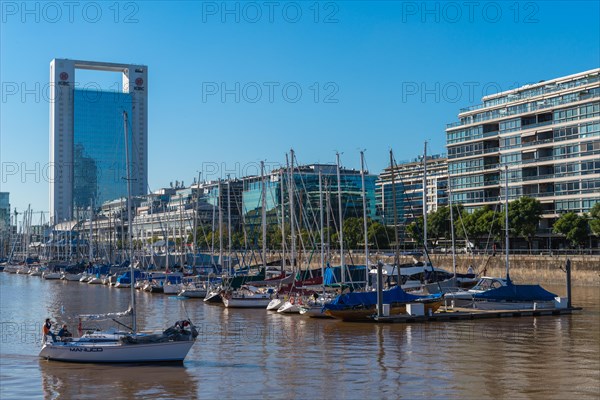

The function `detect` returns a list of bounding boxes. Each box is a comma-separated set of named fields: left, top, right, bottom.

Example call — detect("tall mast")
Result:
left=279, top=169, right=286, bottom=274
left=193, top=172, right=201, bottom=272
left=336, top=152, right=345, bottom=284
left=318, top=169, right=325, bottom=296
left=227, top=175, right=232, bottom=272
left=360, top=151, right=369, bottom=287
left=389, top=150, right=399, bottom=267
left=449, top=177, right=457, bottom=277
left=218, top=180, right=224, bottom=272
left=288, top=151, right=296, bottom=274
left=123, top=111, right=136, bottom=334
left=422, top=141, right=428, bottom=254
left=89, top=199, right=93, bottom=262
left=261, top=161, right=267, bottom=266
left=504, top=165, right=510, bottom=280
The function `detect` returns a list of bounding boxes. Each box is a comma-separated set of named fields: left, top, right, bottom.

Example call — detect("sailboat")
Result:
left=39, top=111, right=198, bottom=363
left=469, top=166, right=557, bottom=310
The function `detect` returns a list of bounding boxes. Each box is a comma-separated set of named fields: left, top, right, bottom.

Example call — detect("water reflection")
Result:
left=40, top=361, right=197, bottom=400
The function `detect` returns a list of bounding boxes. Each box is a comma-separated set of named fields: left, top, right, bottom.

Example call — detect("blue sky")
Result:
left=1, top=1, right=599, bottom=215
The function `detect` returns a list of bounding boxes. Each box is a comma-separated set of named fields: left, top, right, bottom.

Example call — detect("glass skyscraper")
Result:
left=73, top=89, right=132, bottom=216
left=50, top=59, right=148, bottom=224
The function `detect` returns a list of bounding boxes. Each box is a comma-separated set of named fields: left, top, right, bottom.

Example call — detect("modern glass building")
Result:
left=72, top=89, right=132, bottom=217
left=0, top=193, right=10, bottom=258
left=50, top=59, right=148, bottom=224
left=242, top=164, right=379, bottom=232
left=377, top=154, right=448, bottom=227
left=446, top=68, right=600, bottom=237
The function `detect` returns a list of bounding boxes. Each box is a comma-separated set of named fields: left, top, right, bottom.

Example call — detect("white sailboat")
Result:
left=39, top=111, right=197, bottom=364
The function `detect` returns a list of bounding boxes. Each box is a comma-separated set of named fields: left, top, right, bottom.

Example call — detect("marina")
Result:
left=0, top=270, right=599, bottom=399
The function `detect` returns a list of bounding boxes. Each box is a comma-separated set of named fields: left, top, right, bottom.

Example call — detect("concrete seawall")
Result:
left=293, top=253, right=600, bottom=286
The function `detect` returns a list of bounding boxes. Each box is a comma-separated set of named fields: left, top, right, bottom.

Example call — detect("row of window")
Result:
left=447, top=126, right=483, bottom=144
left=556, top=199, right=599, bottom=213
left=448, top=142, right=484, bottom=158
left=553, top=102, right=599, bottom=124
left=448, top=158, right=485, bottom=174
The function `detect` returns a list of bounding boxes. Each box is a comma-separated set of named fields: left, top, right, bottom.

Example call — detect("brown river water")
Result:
left=0, top=272, right=598, bottom=399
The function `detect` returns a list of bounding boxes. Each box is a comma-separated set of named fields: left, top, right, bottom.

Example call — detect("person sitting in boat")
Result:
left=57, top=324, right=72, bottom=339
left=43, top=318, right=56, bottom=342
left=467, top=265, right=474, bottom=275
left=175, top=320, right=190, bottom=332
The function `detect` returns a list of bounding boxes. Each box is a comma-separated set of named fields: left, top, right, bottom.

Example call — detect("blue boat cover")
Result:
left=322, top=286, right=422, bottom=311
left=473, top=281, right=557, bottom=302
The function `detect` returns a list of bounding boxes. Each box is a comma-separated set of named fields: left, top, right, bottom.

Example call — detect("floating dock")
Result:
left=371, top=307, right=582, bottom=323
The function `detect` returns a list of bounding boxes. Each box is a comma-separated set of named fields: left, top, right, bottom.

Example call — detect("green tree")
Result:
left=406, top=217, right=424, bottom=248
left=506, top=196, right=542, bottom=250
left=427, top=204, right=465, bottom=246
left=367, top=221, right=393, bottom=249
left=589, top=202, right=600, bottom=236
left=460, top=205, right=502, bottom=246
left=553, top=212, right=590, bottom=248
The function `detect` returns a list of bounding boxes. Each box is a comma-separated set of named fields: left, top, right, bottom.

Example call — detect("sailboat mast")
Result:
left=360, top=151, right=369, bottom=287
left=448, top=178, right=457, bottom=276
left=288, top=151, right=296, bottom=274
left=89, top=199, right=93, bottom=262
left=422, top=141, right=428, bottom=254
left=218, top=179, right=224, bottom=272
left=123, top=111, right=136, bottom=334
left=227, top=175, right=232, bottom=272
left=389, top=150, right=399, bottom=267
left=280, top=169, right=286, bottom=274
left=318, top=169, right=325, bottom=296
left=336, top=152, right=345, bottom=284
left=505, top=165, right=510, bottom=279
left=261, top=161, right=267, bottom=266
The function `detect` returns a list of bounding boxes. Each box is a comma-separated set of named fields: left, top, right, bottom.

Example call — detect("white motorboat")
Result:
left=43, top=271, right=62, bottom=280
left=163, top=282, right=182, bottom=295
left=222, top=286, right=272, bottom=308
left=62, top=273, right=83, bottom=281
left=277, top=297, right=303, bottom=314
left=266, top=297, right=284, bottom=311
left=88, top=276, right=104, bottom=285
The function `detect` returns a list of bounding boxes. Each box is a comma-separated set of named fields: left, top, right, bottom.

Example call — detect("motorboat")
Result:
left=222, top=286, right=273, bottom=308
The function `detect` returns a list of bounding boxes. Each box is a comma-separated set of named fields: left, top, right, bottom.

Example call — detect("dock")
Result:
left=371, top=307, right=583, bottom=323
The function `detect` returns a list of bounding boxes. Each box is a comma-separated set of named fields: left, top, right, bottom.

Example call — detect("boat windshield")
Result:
left=472, top=278, right=504, bottom=291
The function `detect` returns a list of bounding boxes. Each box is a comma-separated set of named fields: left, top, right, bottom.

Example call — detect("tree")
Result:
left=367, top=221, right=393, bottom=249
left=464, top=206, right=503, bottom=244
left=553, top=212, right=590, bottom=248
left=406, top=217, right=424, bottom=248
left=506, top=196, right=542, bottom=250
left=589, top=202, right=600, bottom=236
left=427, top=204, right=465, bottom=246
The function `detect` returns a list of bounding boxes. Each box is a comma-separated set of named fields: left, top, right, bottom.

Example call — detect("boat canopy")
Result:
left=322, top=286, right=421, bottom=311
left=473, top=282, right=557, bottom=302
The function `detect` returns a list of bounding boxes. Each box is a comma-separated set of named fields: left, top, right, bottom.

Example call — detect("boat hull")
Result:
left=325, top=300, right=443, bottom=322
left=39, top=340, right=195, bottom=363
left=223, top=298, right=271, bottom=308
left=473, top=300, right=556, bottom=311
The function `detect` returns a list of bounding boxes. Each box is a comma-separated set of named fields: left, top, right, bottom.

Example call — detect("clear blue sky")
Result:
left=1, top=1, right=599, bottom=216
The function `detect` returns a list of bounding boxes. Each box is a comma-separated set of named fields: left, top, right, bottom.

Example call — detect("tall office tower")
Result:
left=49, top=59, right=148, bottom=224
